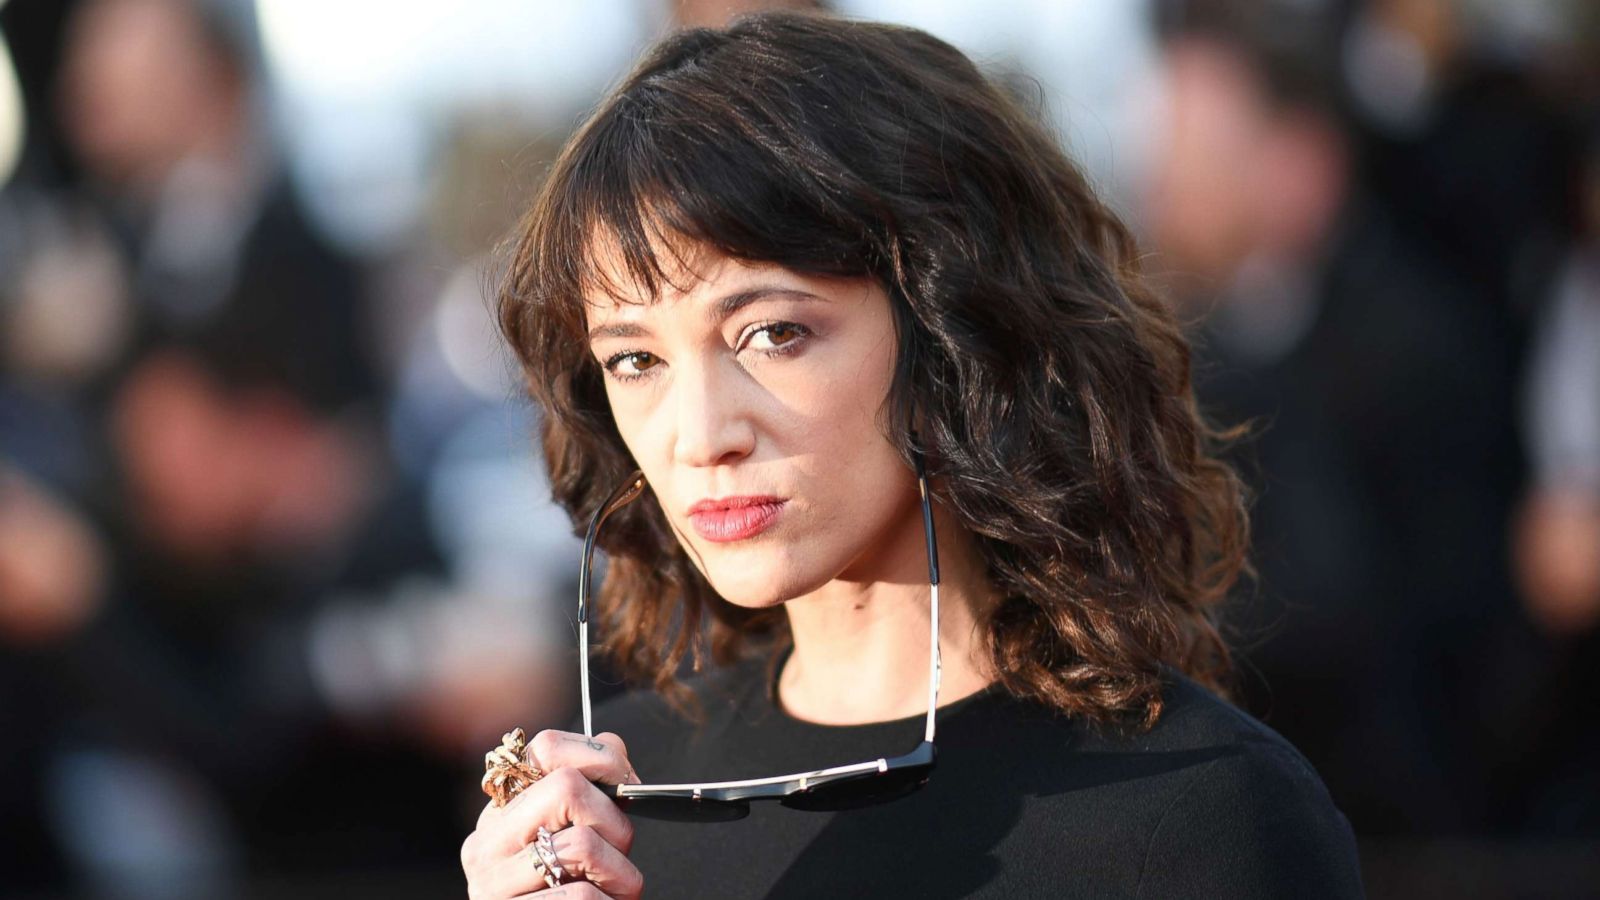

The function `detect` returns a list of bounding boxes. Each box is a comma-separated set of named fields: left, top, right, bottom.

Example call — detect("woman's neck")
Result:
left=776, top=512, right=997, bottom=725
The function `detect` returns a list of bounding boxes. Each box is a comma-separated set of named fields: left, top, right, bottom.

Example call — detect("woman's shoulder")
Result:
left=1089, top=673, right=1350, bottom=826
left=992, top=671, right=1354, bottom=833
left=1122, top=673, right=1327, bottom=771
left=1088, top=673, right=1364, bottom=897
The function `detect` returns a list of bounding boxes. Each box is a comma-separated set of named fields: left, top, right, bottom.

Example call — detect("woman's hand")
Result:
left=462, top=730, right=644, bottom=899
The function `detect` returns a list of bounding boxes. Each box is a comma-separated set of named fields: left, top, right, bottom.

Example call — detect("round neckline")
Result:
left=763, top=644, right=1005, bottom=733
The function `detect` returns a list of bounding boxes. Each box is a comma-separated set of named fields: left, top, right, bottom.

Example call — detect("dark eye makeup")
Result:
left=601, top=350, right=661, bottom=382
left=737, top=320, right=812, bottom=353
left=599, top=320, right=813, bottom=383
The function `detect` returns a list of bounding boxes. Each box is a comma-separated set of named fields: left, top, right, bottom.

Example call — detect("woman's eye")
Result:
left=742, top=321, right=810, bottom=353
left=603, top=351, right=662, bottom=381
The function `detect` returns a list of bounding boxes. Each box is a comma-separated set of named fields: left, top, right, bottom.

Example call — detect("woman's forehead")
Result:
left=582, top=241, right=740, bottom=306
left=581, top=244, right=810, bottom=320
left=581, top=255, right=878, bottom=339
left=576, top=220, right=704, bottom=305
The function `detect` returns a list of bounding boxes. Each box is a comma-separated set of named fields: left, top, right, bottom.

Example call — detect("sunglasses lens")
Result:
left=779, top=764, right=932, bottom=812
left=620, top=796, right=752, bottom=822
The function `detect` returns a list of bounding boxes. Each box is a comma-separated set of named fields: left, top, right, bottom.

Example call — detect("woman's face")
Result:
left=584, top=251, right=920, bottom=608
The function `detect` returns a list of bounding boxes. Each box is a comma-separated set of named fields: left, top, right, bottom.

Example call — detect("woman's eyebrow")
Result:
left=711, top=287, right=824, bottom=323
left=586, top=287, right=822, bottom=343
left=587, top=321, right=649, bottom=342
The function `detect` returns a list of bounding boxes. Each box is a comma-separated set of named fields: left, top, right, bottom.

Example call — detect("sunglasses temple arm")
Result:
left=915, top=451, right=942, bottom=744
left=578, top=473, right=647, bottom=738
left=578, top=514, right=600, bottom=738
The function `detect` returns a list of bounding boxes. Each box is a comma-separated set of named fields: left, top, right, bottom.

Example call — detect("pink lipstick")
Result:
left=687, top=496, right=786, bottom=543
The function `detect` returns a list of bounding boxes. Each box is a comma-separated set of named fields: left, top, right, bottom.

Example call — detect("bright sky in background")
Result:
left=0, top=29, right=22, bottom=187
left=253, top=0, right=1156, bottom=249
left=258, top=0, right=648, bottom=109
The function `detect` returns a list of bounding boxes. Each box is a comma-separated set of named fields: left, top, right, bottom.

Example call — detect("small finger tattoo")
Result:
left=563, top=736, right=605, bottom=751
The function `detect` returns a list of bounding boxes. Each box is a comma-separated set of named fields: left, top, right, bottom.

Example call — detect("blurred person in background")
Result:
left=672, top=0, right=827, bottom=28
left=1344, top=0, right=1584, bottom=351
left=0, top=0, right=426, bottom=892
left=0, top=460, right=107, bottom=890
left=51, top=0, right=376, bottom=367
left=1508, top=122, right=1600, bottom=837
left=17, top=293, right=448, bottom=898
left=1519, top=125, right=1600, bottom=645
left=1146, top=0, right=1522, bottom=836
left=0, top=2, right=83, bottom=889
left=1, top=0, right=601, bottom=895
left=2, top=0, right=485, bottom=895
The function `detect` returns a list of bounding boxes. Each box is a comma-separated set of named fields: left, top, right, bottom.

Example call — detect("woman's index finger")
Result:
left=526, top=729, right=641, bottom=786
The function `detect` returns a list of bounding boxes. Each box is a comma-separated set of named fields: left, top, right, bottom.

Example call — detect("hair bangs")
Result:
left=538, top=74, right=877, bottom=326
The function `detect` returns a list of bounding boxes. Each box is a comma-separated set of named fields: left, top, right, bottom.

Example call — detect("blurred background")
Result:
left=0, top=0, right=1595, bottom=896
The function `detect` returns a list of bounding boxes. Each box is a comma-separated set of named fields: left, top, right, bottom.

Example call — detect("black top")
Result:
left=595, top=654, right=1363, bottom=899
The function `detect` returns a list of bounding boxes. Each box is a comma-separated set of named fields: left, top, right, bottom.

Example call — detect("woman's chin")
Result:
left=709, top=581, right=796, bottom=610
left=704, top=564, right=819, bottom=610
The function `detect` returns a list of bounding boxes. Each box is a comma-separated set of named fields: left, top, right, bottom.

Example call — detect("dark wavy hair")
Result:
left=498, top=11, right=1251, bottom=727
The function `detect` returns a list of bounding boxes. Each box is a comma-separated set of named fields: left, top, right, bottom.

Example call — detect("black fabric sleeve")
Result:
left=1135, top=741, right=1365, bottom=899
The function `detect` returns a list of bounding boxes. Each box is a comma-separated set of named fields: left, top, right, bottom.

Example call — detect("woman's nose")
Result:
left=671, top=358, right=756, bottom=468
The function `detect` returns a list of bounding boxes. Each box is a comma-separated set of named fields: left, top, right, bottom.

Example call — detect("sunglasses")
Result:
left=574, top=450, right=943, bottom=822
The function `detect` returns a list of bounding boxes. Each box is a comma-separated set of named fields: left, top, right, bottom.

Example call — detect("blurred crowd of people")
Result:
left=0, top=0, right=587, bottom=895
left=1145, top=0, right=1600, bottom=855
left=0, top=0, right=1595, bottom=897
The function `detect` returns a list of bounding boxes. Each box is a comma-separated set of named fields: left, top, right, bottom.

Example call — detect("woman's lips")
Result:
left=687, top=496, right=787, bottom=543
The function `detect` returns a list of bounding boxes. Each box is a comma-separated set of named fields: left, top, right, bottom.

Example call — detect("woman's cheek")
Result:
left=786, top=340, right=869, bottom=410
left=606, top=393, right=665, bottom=473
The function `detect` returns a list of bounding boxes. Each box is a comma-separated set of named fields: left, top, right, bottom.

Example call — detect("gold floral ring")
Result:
left=482, top=727, right=545, bottom=807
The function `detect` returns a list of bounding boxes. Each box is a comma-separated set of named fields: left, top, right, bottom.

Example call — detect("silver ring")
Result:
left=527, top=845, right=557, bottom=890
left=533, top=826, right=567, bottom=887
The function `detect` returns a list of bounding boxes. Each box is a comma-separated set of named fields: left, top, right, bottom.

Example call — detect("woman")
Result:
left=462, top=12, right=1362, bottom=899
